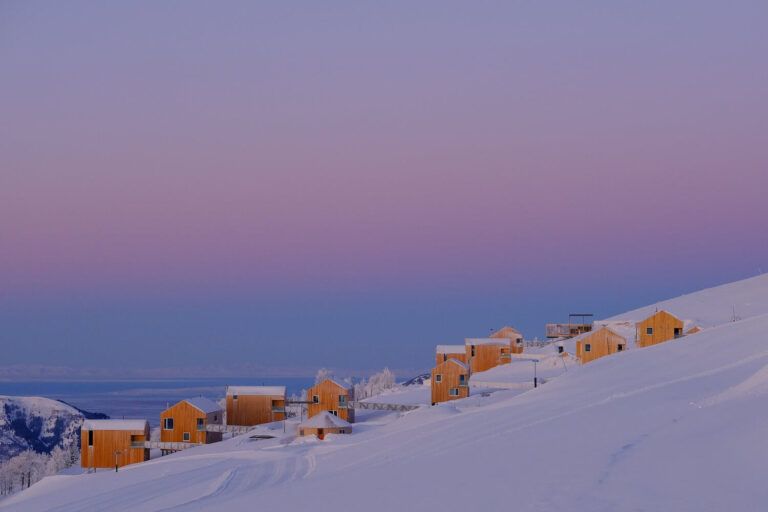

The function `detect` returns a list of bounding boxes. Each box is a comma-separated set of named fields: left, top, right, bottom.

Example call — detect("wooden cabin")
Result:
left=80, top=419, right=150, bottom=470
left=431, top=358, right=470, bottom=405
left=307, top=378, right=355, bottom=423
left=491, top=326, right=524, bottom=354
left=635, top=311, right=684, bottom=348
left=465, top=338, right=514, bottom=373
left=297, top=411, right=352, bottom=440
left=226, top=386, right=286, bottom=426
left=161, top=397, right=223, bottom=446
left=575, top=327, right=627, bottom=365
left=435, top=345, right=468, bottom=366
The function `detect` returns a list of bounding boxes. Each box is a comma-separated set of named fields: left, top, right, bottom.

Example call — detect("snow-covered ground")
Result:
left=3, top=275, right=768, bottom=511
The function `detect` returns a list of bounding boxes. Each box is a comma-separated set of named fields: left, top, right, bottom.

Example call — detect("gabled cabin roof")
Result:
left=183, top=397, right=222, bottom=414
left=436, top=358, right=469, bottom=371
left=226, top=386, right=286, bottom=396
left=314, top=378, right=351, bottom=391
left=638, top=310, right=683, bottom=324
left=436, top=344, right=466, bottom=354
left=492, top=326, right=523, bottom=338
left=299, top=411, right=351, bottom=429
left=465, top=337, right=510, bottom=347
left=82, top=419, right=148, bottom=431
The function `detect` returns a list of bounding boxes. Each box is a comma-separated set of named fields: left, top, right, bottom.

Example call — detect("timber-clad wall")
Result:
left=491, top=327, right=524, bottom=354
left=467, top=344, right=511, bottom=373
left=161, top=401, right=223, bottom=444
left=307, top=379, right=355, bottom=423
left=636, top=311, right=684, bottom=348
left=80, top=424, right=150, bottom=469
left=431, top=360, right=469, bottom=405
left=576, top=327, right=626, bottom=365
left=227, top=394, right=286, bottom=426
left=297, top=425, right=351, bottom=440
left=435, top=351, right=468, bottom=366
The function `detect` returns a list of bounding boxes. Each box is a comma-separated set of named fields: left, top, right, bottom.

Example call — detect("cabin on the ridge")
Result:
left=635, top=311, right=684, bottom=348
left=465, top=338, right=513, bottom=373
left=80, top=419, right=150, bottom=470
left=226, top=386, right=286, bottom=426
left=575, top=327, right=627, bottom=365
left=307, top=378, right=355, bottom=423
left=431, top=358, right=470, bottom=405
left=435, top=345, right=468, bottom=366
left=297, top=411, right=352, bottom=440
left=491, top=326, right=524, bottom=354
left=161, top=397, right=223, bottom=447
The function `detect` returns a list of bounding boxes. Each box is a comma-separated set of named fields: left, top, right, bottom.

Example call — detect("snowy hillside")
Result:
left=0, top=397, right=84, bottom=462
left=604, top=273, right=768, bottom=327
left=3, top=276, right=768, bottom=511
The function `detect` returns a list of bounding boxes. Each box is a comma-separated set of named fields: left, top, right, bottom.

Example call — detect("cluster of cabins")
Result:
left=81, top=379, right=356, bottom=470
left=81, top=310, right=700, bottom=470
left=429, top=311, right=700, bottom=406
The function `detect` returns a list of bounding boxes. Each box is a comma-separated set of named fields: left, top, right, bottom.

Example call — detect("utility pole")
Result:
left=533, top=359, right=538, bottom=388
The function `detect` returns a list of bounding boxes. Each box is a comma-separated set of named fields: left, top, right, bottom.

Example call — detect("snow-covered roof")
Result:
left=183, top=397, right=222, bottom=414
left=227, top=386, right=286, bottom=396
left=436, top=345, right=466, bottom=353
left=313, top=378, right=351, bottom=391
left=299, top=411, right=351, bottom=429
left=82, top=419, right=148, bottom=431
left=465, top=338, right=510, bottom=346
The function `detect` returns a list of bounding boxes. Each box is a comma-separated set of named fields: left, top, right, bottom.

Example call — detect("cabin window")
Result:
left=197, top=418, right=205, bottom=428
left=471, top=345, right=475, bottom=357
left=618, top=344, right=624, bottom=352
left=435, top=374, right=442, bottom=383
left=674, top=327, right=682, bottom=338
left=163, top=418, right=174, bottom=430
left=88, top=430, right=93, bottom=447
left=338, top=395, right=347, bottom=405
left=339, top=429, right=345, bottom=434
left=183, top=432, right=190, bottom=442
left=585, top=343, right=591, bottom=352
left=233, top=394, right=238, bottom=400
left=214, top=415, right=218, bottom=422
left=449, top=388, right=459, bottom=396
left=312, top=395, right=319, bottom=404
left=459, top=374, right=466, bottom=383
left=317, top=429, right=324, bottom=436
left=557, top=345, right=564, bottom=354
left=299, top=429, right=305, bottom=436
left=646, top=327, right=653, bottom=335
left=328, top=410, right=338, bottom=416
left=443, top=354, right=447, bottom=362
left=516, top=338, right=523, bottom=346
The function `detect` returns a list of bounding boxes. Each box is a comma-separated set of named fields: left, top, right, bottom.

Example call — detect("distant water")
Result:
left=0, top=377, right=314, bottom=429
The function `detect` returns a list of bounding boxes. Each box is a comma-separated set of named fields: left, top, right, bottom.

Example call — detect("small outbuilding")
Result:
left=307, top=378, right=355, bottom=423
left=161, top=397, right=223, bottom=446
left=226, top=386, right=286, bottom=426
left=491, top=326, right=524, bottom=354
left=431, top=358, right=470, bottom=405
left=80, top=419, right=150, bottom=470
left=575, top=327, right=628, bottom=364
left=635, top=311, right=684, bottom=348
left=297, top=411, right=352, bottom=440
left=435, top=345, right=468, bottom=366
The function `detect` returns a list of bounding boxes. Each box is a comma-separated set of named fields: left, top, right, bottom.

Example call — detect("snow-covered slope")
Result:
left=4, top=276, right=768, bottom=511
left=0, top=397, right=84, bottom=462
left=604, top=273, right=768, bottom=327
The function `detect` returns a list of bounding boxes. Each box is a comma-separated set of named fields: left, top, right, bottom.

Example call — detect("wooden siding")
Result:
left=161, top=401, right=223, bottom=444
left=491, top=327, right=524, bottom=354
left=636, top=311, right=684, bottom=348
left=226, top=393, right=286, bottom=426
left=297, top=425, right=351, bottom=440
left=576, top=327, right=627, bottom=365
left=307, top=379, right=355, bottom=423
left=435, top=351, right=468, bottom=366
left=80, top=424, right=150, bottom=469
left=467, top=343, right=512, bottom=373
left=431, top=360, right=470, bottom=405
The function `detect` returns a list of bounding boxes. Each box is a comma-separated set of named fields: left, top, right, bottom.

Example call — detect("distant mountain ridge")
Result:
left=0, top=396, right=107, bottom=462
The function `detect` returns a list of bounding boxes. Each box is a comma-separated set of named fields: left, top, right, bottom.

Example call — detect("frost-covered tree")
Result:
left=314, top=367, right=334, bottom=384
left=353, top=368, right=397, bottom=399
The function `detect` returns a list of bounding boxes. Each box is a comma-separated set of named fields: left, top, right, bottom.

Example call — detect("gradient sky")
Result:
left=1, top=1, right=767, bottom=377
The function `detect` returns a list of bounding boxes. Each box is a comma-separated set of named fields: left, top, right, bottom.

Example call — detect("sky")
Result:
left=1, top=1, right=767, bottom=378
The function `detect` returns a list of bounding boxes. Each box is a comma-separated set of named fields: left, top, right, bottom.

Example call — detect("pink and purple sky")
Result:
left=1, top=1, right=767, bottom=377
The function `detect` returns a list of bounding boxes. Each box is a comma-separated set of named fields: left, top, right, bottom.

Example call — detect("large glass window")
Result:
left=163, top=418, right=174, bottom=430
